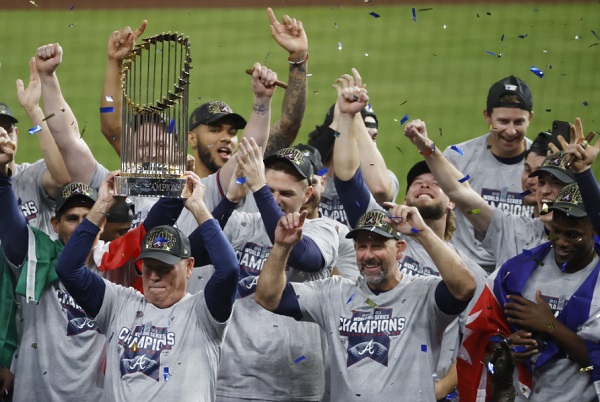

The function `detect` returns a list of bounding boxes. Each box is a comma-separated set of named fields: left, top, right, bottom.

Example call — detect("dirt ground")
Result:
left=2, top=0, right=593, bottom=10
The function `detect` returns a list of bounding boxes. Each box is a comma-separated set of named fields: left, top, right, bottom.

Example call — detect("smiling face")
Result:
left=485, top=107, right=532, bottom=158
left=404, top=173, right=454, bottom=221
left=536, top=171, right=567, bottom=221
left=142, top=257, right=193, bottom=308
left=354, top=231, right=405, bottom=291
left=188, top=119, right=239, bottom=174
left=265, top=168, right=312, bottom=215
left=548, top=212, right=595, bottom=272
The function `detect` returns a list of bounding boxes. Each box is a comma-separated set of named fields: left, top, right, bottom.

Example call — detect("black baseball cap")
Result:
left=106, top=197, right=135, bottom=223
left=0, top=102, right=18, bottom=124
left=529, top=151, right=575, bottom=184
left=528, top=131, right=552, bottom=156
left=136, top=225, right=191, bottom=265
left=406, top=161, right=431, bottom=193
left=307, top=104, right=337, bottom=163
left=264, top=147, right=314, bottom=185
left=361, top=104, right=378, bottom=128
left=487, top=76, right=533, bottom=112
left=549, top=183, right=586, bottom=217
left=346, top=210, right=401, bottom=240
left=55, top=182, right=98, bottom=217
left=188, top=101, right=247, bottom=131
left=294, top=143, right=323, bottom=173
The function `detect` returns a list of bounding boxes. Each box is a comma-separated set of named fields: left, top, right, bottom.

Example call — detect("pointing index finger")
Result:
left=133, top=20, right=148, bottom=39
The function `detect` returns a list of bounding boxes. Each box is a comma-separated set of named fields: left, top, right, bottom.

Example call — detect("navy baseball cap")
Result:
left=55, top=182, right=98, bottom=217
left=189, top=101, right=246, bottom=131
left=264, top=147, right=314, bottom=185
left=346, top=210, right=401, bottom=240
left=106, top=198, right=135, bottom=223
left=487, top=76, right=533, bottom=112
left=0, top=103, right=18, bottom=124
left=136, top=225, right=191, bottom=265
left=294, top=143, right=323, bottom=173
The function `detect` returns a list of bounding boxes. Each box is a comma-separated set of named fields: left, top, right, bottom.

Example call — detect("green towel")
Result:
left=0, top=259, right=17, bottom=368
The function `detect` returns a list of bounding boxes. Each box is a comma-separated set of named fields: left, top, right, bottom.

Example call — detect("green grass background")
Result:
left=1, top=3, right=599, bottom=193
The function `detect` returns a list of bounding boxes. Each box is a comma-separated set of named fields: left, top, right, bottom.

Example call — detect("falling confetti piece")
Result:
left=533, top=257, right=544, bottom=266
left=518, top=34, right=528, bottom=39
left=369, top=12, right=380, bottom=18
left=346, top=294, right=356, bottom=304
left=338, top=42, right=342, bottom=50
left=306, top=73, right=313, bottom=77
left=583, top=101, right=589, bottom=106
left=530, top=66, right=544, bottom=78
left=592, top=30, right=600, bottom=40
left=69, top=5, right=75, bottom=10
left=105, top=96, right=113, bottom=102
left=30, top=0, right=39, bottom=6
left=545, top=109, right=552, bottom=112
left=100, top=106, right=115, bottom=113
left=399, top=100, right=408, bottom=107
left=581, top=366, right=594, bottom=373
left=486, top=12, right=491, bottom=15
left=450, top=145, right=464, bottom=155
left=365, top=298, right=377, bottom=308
left=446, top=391, right=458, bottom=400
left=467, top=208, right=481, bottom=215
left=485, top=50, right=495, bottom=56
left=512, top=345, right=527, bottom=353
left=395, top=146, right=404, bottom=154
left=520, top=190, right=532, bottom=196
left=42, top=113, right=55, bottom=121
left=132, top=342, right=137, bottom=352
left=68, top=24, right=76, bottom=28
left=400, top=114, right=409, bottom=125
left=412, top=8, right=416, bottom=22
left=575, top=35, right=580, bottom=40
left=410, top=227, right=419, bottom=234
left=28, top=125, right=42, bottom=135
left=561, top=262, right=567, bottom=272
left=317, top=168, right=329, bottom=176
left=236, top=177, right=247, bottom=185
left=313, top=90, right=319, bottom=95
left=168, top=119, right=176, bottom=134
left=364, top=53, right=369, bottom=57
left=589, top=43, right=599, bottom=48
left=334, top=22, right=338, bottom=29
left=501, top=34, right=505, bottom=41
left=418, top=8, right=433, bottom=11
left=294, top=356, right=306, bottom=363
left=80, top=126, right=86, bottom=138
left=443, top=25, right=447, bottom=29
left=163, top=367, right=169, bottom=381
left=458, top=175, right=470, bottom=183
left=439, top=128, right=443, bottom=137
left=421, top=344, right=427, bottom=352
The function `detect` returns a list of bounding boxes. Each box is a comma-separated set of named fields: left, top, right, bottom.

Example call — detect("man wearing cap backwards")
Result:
left=404, top=117, right=600, bottom=271
left=195, top=140, right=338, bottom=401
left=255, top=203, right=476, bottom=400
left=438, top=76, right=535, bottom=273
left=458, top=182, right=600, bottom=402
left=54, top=171, right=240, bottom=400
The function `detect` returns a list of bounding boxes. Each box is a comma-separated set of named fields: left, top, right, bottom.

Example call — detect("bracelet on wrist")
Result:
left=419, top=142, right=436, bottom=157
left=288, top=53, right=309, bottom=65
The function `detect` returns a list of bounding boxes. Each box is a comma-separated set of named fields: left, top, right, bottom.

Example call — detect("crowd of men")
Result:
left=0, top=7, right=599, bottom=402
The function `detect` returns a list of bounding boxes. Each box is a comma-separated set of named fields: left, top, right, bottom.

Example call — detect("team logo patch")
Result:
left=504, top=84, right=517, bottom=91
left=207, top=101, right=233, bottom=115
left=400, top=255, right=440, bottom=278
left=339, top=308, right=405, bottom=367
left=57, top=288, right=102, bottom=336
left=145, top=231, right=176, bottom=252
left=118, top=322, right=175, bottom=381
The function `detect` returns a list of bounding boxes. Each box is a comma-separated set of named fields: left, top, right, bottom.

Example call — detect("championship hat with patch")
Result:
left=0, top=102, right=18, bottom=124
left=346, top=210, right=401, bottom=240
left=487, top=76, right=533, bottom=112
left=188, top=100, right=247, bottom=131
left=549, top=183, right=586, bottom=217
left=264, top=147, right=314, bottom=184
left=55, top=182, right=98, bottom=217
left=293, top=143, right=323, bottom=173
left=528, top=151, right=575, bottom=184
left=106, top=197, right=135, bottom=223
left=136, top=225, right=191, bottom=265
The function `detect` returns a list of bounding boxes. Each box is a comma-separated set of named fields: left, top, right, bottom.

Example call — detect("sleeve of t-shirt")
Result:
left=576, top=169, right=600, bottom=236
left=0, top=174, right=29, bottom=267
left=88, top=162, right=110, bottom=189
left=387, top=169, right=400, bottom=203
left=334, top=167, right=382, bottom=228
left=300, top=219, right=339, bottom=274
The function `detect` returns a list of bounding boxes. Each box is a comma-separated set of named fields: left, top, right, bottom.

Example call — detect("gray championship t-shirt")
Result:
left=95, top=280, right=228, bottom=401
left=444, top=135, right=533, bottom=272
left=13, top=160, right=56, bottom=237
left=292, top=274, right=456, bottom=401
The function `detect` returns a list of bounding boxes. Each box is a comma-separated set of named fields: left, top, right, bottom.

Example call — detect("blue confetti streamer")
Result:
left=410, top=227, right=419, bottom=235
left=501, top=34, right=505, bottom=41
left=100, top=107, right=115, bottom=113
left=450, top=145, right=464, bottom=155
left=236, top=176, right=247, bottom=185
left=69, top=5, right=75, bottom=10
left=518, top=33, right=528, bottom=39
left=487, top=362, right=495, bottom=374
left=446, top=391, right=458, bottom=400
left=163, top=367, right=169, bottom=381
left=485, top=50, right=496, bottom=56
left=530, top=66, right=544, bottom=78
left=592, top=30, right=600, bottom=40
left=520, top=190, right=532, bottom=197
left=28, top=125, right=42, bottom=135
left=168, top=119, right=176, bottom=134
left=346, top=293, right=356, bottom=304
left=512, top=345, right=527, bottom=353
left=400, top=114, right=409, bottom=125
left=421, top=344, right=427, bottom=352
left=412, top=8, right=416, bottom=22
left=458, top=174, right=470, bottom=183
left=369, top=12, right=380, bottom=18
left=561, top=262, right=567, bottom=272
left=489, top=335, right=503, bottom=343
left=294, top=356, right=306, bottom=364
left=316, top=168, right=329, bottom=176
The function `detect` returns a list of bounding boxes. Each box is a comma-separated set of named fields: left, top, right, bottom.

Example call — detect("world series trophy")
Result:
left=114, top=32, right=192, bottom=197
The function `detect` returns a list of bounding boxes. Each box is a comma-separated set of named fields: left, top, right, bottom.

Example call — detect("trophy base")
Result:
left=114, top=176, right=186, bottom=198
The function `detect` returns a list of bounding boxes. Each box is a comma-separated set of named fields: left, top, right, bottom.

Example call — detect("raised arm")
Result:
left=256, top=211, right=306, bottom=311
left=16, top=57, right=70, bottom=198
left=264, top=7, right=308, bottom=156
left=36, top=43, right=97, bottom=184
left=404, top=119, right=493, bottom=235
left=218, top=63, right=278, bottom=193
left=100, top=21, right=148, bottom=155
left=184, top=173, right=239, bottom=322
left=386, top=203, right=476, bottom=302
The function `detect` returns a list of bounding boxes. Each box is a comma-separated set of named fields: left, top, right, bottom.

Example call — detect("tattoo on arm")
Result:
left=253, top=102, right=269, bottom=115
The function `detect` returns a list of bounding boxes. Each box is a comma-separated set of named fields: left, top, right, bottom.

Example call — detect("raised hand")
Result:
left=97, top=170, right=120, bottom=206
left=332, top=68, right=368, bottom=116
left=549, top=117, right=598, bottom=173
left=274, top=211, right=307, bottom=248
left=267, top=7, right=307, bottom=57
left=108, top=20, right=148, bottom=62
left=226, top=163, right=250, bottom=203
left=236, top=137, right=266, bottom=192
left=251, top=62, right=278, bottom=98
left=404, top=119, right=434, bottom=154
left=35, top=43, right=63, bottom=76
left=16, top=57, right=42, bottom=112
left=383, top=202, right=428, bottom=236
left=0, top=128, right=16, bottom=174
left=182, top=171, right=205, bottom=202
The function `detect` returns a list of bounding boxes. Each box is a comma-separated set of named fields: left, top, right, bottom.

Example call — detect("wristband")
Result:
left=419, top=142, right=436, bottom=157
left=288, top=53, right=309, bottom=65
